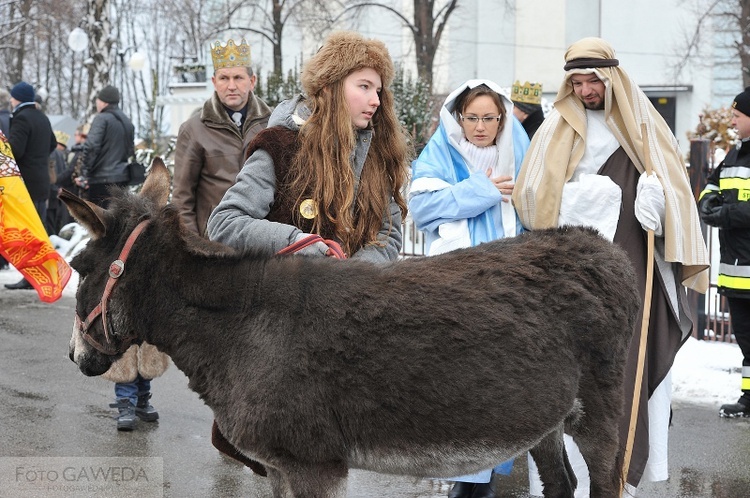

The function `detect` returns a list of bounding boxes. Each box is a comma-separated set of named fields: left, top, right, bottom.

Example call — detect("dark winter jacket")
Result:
left=56, top=143, right=83, bottom=191
left=8, top=102, right=56, bottom=202
left=48, top=148, right=68, bottom=209
left=521, top=108, right=545, bottom=140
left=0, top=109, right=10, bottom=136
left=83, top=105, right=133, bottom=185
left=699, top=139, right=750, bottom=297
left=173, top=91, right=271, bottom=236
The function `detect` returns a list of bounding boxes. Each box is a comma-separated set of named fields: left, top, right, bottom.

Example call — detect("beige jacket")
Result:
left=173, top=92, right=271, bottom=237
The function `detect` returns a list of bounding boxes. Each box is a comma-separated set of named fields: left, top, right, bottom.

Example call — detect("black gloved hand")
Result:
left=699, top=193, right=724, bottom=227
left=702, top=205, right=726, bottom=227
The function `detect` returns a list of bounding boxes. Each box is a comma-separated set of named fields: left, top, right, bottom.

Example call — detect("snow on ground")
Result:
left=671, top=334, right=743, bottom=407
left=0, top=228, right=745, bottom=409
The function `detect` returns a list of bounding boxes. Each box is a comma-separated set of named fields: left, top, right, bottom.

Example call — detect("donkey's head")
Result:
left=60, top=158, right=171, bottom=376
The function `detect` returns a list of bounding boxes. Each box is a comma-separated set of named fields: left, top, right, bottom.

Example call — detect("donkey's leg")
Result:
left=571, top=393, right=623, bottom=497
left=528, top=424, right=575, bottom=498
left=282, top=461, right=348, bottom=498
left=267, top=467, right=293, bottom=498
left=572, top=417, right=622, bottom=497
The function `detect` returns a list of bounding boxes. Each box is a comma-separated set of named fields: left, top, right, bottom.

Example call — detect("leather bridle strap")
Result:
left=276, top=234, right=346, bottom=259
left=76, top=219, right=151, bottom=355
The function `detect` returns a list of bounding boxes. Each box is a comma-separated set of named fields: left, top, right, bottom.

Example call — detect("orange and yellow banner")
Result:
left=0, top=132, right=71, bottom=302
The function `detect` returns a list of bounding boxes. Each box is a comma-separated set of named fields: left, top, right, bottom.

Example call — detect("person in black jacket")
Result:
left=699, top=86, right=750, bottom=418
left=0, top=88, right=11, bottom=270
left=0, top=88, right=10, bottom=137
left=81, top=87, right=160, bottom=431
left=81, top=85, right=133, bottom=207
left=5, top=81, right=56, bottom=290
left=510, top=80, right=545, bottom=139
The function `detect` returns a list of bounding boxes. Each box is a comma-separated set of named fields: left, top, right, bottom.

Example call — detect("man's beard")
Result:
left=582, top=98, right=605, bottom=111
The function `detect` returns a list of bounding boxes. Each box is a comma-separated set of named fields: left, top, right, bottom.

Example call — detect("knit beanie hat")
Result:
left=733, top=86, right=750, bottom=117
left=10, top=82, right=35, bottom=103
left=97, top=85, right=120, bottom=105
left=302, top=31, right=394, bottom=97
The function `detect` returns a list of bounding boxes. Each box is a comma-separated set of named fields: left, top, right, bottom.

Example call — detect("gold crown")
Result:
left=511, top=81, right=543, bottom=105
left=54, top=130, right=70, bottom=145
left=210, top=39, right=251, bottom=70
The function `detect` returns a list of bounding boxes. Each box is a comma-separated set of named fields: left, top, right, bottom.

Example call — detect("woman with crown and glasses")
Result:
left=408, top=80, right=530, bottom=498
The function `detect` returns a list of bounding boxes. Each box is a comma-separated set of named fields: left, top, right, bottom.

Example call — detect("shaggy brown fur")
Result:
left=62, top=160, right=639, bottom=498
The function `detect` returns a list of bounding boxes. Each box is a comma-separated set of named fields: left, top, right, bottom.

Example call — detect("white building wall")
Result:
left=160, top=0, right=741, bottom=151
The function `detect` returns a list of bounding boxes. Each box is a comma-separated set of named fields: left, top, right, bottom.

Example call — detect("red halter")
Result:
left=75, top=219, right=150, bottom=356
left=276, top=234, right=346, bottom=259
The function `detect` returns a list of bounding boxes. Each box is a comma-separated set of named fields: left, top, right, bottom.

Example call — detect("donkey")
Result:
left=62, top=159, right=639, bottom=498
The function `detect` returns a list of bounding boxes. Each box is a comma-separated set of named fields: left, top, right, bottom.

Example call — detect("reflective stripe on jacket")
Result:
left=702, top=141, right=750, bottom=295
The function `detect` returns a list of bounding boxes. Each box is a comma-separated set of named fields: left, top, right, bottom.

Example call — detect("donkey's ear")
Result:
left=59, top=189, right=107, bottom=239
left=140, top=157, right=170, bottom=208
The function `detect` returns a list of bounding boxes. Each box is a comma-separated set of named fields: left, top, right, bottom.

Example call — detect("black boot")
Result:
left=109, top=398, right=137, bottom=431
left=448, top=481, right=475, bottom=498
left=135, top=392, right=159, bottom=422
left=470, top=482, right=496, bottom=498
left=719, top=398, right=750, bottom=418
left=5, top=278, right=33, bottom=290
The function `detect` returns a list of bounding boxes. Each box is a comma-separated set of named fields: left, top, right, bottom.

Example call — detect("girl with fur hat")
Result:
left=408, top=80, right=530, bottom=498
left=206, top=29, right=409, bottom=474
left=208, top=30, right=409, bottom=261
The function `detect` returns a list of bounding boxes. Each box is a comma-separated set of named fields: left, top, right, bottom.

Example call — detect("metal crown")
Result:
left=210, top=39, right=251, bottom=70
left=511, top=81, right=543, bottom=105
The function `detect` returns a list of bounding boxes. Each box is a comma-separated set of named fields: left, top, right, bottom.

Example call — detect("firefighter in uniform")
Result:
left=699, top=85, right=750, bottom=417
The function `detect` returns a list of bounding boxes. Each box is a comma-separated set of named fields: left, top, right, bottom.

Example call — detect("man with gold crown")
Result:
left=511, top=81, right=545, bottom=139
left=173, top=37, right=271, bottom=237
left=512, top=38, right=709, bottom=496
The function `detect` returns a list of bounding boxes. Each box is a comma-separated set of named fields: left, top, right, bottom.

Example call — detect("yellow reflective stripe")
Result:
left=699, top=186, right=719, bottom=200
left=742, top=377, right=750, bottom=391
left=719, top=177, right=750, bottom=190
left=717, top=274, right=750, bottom=290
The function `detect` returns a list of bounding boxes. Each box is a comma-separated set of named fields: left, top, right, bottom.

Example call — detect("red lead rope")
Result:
left=276, top=234, right=347, bottom=259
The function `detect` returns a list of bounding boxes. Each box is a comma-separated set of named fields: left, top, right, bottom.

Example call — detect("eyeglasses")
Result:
left=460, top=115, right=502, bottom=125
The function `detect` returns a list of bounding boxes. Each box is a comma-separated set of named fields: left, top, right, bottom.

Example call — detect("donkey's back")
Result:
left=225, top=226, right=638, bottom=497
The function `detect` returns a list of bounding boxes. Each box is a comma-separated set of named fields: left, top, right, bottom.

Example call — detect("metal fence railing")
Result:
left=399, top=216, right=426, bottom=258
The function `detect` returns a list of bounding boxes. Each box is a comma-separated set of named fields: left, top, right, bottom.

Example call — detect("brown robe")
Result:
left=601, top=147, right=691, bottom=486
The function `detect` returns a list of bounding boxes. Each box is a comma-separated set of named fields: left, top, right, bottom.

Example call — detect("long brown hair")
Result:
left=288, top=76, right=410, bottom=256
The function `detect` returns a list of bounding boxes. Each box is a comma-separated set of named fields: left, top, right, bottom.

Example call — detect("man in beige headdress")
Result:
left=513, top=37, right=709, bottom=495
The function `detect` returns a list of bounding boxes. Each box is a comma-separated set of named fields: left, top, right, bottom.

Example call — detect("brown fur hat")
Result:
left=302, top=31, right=394, bottom=96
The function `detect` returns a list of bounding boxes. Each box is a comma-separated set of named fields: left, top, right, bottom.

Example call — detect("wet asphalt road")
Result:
left=1, top=283, right=749, bottom=497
